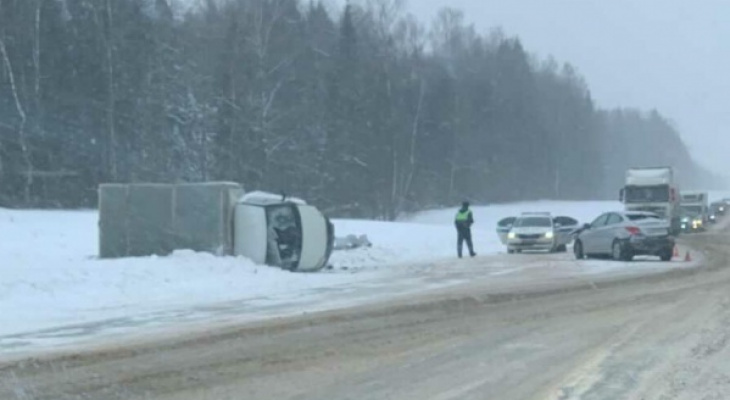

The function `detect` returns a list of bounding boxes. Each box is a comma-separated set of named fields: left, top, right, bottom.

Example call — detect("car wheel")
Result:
left=574, top=240, right=585, bottom=260
left=612, top=240, right=632, bottom=262
left=659, top=247, right=673, bottom=262
left=507, top=249, right=515, bottom=254
left=558, top=244, right=568, bottom=253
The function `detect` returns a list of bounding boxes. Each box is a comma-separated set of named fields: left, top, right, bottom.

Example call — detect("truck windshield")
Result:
left=266, top=205, right=302, bottom=270
left=681, top=205, right=703, bottom=215
left=624, top=185, right=669, bottom=203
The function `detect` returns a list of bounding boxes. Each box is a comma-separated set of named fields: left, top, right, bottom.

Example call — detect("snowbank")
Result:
left=0, top=199, right=691, bottom=354
left=0, top=201, right=619, bottom=334
left=0, top=209, right=367, bottom=337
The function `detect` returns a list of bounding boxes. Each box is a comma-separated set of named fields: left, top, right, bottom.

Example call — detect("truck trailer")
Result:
left=99, top=183, right=334, bottom=272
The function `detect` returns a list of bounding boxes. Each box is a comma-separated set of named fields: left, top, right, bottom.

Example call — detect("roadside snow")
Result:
left=332, top=201, right=622, bottom=271
left=0, top=212, right=360, bottom=335
left=0, top=201, right=617, bottom=333
left=0, top=199, right=697, bottom=355
left=407, top=200, right=620, bottom=227
left=328, top=220, right=455, bottom=270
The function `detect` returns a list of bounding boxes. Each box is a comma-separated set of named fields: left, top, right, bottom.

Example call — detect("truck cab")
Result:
left=680, top=191, right=709, bottom=225
left=620, top=167, right=681, bottom=236
left=233, top=192, right=334, bottom=272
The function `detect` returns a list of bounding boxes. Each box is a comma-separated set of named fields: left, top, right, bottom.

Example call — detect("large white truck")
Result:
left=99, top=184, right=334, bottom=272
left=680, top=191, right=709, bottom=224
left=620, top=167, right=681, bottom=235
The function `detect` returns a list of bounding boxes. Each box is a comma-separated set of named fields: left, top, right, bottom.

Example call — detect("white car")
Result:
left=497, top=213, right=579, bottom=254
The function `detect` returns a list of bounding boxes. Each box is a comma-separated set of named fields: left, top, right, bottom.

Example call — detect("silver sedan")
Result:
left=573, top=211, right=675, bottom=262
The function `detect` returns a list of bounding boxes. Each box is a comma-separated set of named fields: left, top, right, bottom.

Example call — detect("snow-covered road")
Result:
left=0, top=201, right=702, bottom=358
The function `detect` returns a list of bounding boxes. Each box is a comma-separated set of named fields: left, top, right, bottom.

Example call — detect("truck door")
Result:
left=297, top=205, right=330, bottom=272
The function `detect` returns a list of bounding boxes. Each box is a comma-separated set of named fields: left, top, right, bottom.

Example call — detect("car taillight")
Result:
left=625, top=226, right=642, bottom=235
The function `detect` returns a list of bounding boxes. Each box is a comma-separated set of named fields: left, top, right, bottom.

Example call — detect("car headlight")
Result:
left=545, top=231, right=554, bottom=239
left=508, top=232, right=516, bottom=239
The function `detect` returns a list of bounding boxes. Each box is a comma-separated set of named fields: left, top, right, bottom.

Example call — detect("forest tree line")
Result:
left=0, top=0, right=718, bottom=218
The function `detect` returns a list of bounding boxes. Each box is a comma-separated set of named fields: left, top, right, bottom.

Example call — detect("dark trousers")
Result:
left=457, top=227, right=475, bottom=257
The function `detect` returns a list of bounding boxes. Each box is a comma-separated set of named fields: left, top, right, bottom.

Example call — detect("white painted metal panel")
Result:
left=625, top=167, right=673, bottom=186
left=234, top=204, right=268, bottom=264
left=297, top=205, right=328, bottom=271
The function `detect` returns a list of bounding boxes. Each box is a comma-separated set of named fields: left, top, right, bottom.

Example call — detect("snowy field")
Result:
left=334, top=200, right=620, bottom=269
left=0, top=199, right=701, bottom=357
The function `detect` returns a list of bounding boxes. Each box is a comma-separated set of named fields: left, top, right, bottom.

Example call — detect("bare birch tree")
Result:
left=0, top=37, right=33, bottom=202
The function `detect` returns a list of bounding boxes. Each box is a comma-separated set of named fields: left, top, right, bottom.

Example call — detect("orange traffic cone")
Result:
left=673, top=245, right=679, bottom=258
left=684, top=251, right=692, bottom=262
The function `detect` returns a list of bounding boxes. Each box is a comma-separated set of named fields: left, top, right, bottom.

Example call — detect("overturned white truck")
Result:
left=99, top=182, right=334, bottom=272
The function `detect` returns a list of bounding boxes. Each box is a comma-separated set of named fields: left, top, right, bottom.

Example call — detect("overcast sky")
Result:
left=376, top=0, right=728, bottom=175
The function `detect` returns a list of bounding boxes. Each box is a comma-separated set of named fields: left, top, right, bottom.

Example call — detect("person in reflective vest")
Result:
left=455, top=201, right=476, bottom=258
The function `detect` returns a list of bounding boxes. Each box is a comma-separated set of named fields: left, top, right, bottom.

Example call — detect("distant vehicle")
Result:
left=573, top=211, right=674, bottom=262
left=497, top=213, right=579, bottom=254
left=680, top=207, right=705, bottom=233
left=680, top=191, right=709, bottom=224
left=708, top=210, right=718, bottom=224
left=620, top=167, right=681, bottom=236
left=710, top=201, right=726, bottom=218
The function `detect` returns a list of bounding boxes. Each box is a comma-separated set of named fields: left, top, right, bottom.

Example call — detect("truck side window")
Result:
left=266, top=205, right=302, bottom=270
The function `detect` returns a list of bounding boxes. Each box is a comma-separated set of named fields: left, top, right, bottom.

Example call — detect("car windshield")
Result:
left=624, top=186, right=670, bottom=203
left=515, top=217, right=552, bottom=227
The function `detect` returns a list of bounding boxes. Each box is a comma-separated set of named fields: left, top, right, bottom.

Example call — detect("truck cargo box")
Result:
left=99, top=182, right=243, bottom=258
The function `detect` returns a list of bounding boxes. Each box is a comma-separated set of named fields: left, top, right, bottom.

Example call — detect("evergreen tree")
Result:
left=0, top=0, right=715, bottom=213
